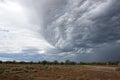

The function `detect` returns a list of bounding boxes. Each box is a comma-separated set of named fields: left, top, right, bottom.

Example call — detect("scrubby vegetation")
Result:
left=116, top=67, right=120, bottom=71
left=0, top=63, right=119, bottom=80
left=0, top=66, right=5, bottom=74
left=0, top=60, right=120, bottom=66
left=0, top=60, right=120, bottom=80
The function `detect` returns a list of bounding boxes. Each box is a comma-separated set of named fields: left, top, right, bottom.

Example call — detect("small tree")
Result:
left=65, top=60, right=76, bottom=65
left=30, top=61, right=33, bottom=64
left=60, top=62, right=64, bottom=65
left=65, top=60, right=70, bottom=65
left=41, top=60, right=48, bottom=65
left=13, top=60, right=16, bottom=64
left=53, top=60, right=58, bottom=65
left=0, top=61, right=2, bottom=64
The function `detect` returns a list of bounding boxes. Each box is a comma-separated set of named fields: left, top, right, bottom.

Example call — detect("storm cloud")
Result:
left=0, top=0, right=120, bottom=62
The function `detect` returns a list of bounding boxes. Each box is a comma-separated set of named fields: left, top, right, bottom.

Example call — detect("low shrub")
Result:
left=11, top=66, right=35, bottom=72
left=115, top=67, right=120, bottom=71
left=11, top=67, right=24, bottom=71
left=44, top=65, right=49, bottom=69
left=0, top=66, right=6, bottom=74
left=24, top=66, right=34, bottom=70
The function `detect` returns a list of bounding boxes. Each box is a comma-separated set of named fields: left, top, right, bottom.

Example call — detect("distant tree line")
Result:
left=0, top=60, right=120, bottom=66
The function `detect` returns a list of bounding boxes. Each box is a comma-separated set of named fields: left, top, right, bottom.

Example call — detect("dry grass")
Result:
left=0, top=64, right=120, bottom=80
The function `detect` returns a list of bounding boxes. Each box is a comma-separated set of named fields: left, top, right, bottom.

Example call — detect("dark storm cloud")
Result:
left=0, top=0, right=120, bottom=62
left=41, top=0, right=119, bottom=47
left=39, top=0, right=120, bottom=61
left=89, top=0, right=120, bottom=44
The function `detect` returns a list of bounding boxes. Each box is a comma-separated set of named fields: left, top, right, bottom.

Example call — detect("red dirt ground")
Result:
left=0, top=64, right=120, bottom=80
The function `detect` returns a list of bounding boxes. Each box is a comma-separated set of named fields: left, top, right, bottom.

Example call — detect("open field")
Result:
left=0, top=64, right=120, bottom=80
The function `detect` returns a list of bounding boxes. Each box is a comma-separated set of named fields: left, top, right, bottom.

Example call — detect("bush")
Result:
left=44, top=65, right=49, bottom=69
left=11, top=66, right=35, bottom=72
left=115, top=67, right=120, bottom=71
left=0, top=66, right=5, bottom=74
left=11, top=67, right=24, bottom=71
left=24, top=66, right=34, bottom=70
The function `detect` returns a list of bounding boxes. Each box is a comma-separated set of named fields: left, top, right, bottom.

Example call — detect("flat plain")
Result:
left=0, top=64, right=120, bottom=80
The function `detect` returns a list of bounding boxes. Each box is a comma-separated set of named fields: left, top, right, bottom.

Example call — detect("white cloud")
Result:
left=0, top=57, right=13, bottom=61
left=0, top=0, right=54, bottom=54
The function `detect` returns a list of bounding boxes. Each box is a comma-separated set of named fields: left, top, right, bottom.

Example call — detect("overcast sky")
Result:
left=0, top=0, right=120, bottom=62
